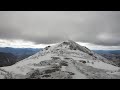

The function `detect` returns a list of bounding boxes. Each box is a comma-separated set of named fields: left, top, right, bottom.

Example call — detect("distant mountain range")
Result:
left=0, top=47, right=42, bottom=67
left=0, top=47, right=41, bottom=56
left=0, top=52, right=17, bottom=67
left=93, top=50, right=120, bottom=67
left=93, top=50, right=120, bottom=55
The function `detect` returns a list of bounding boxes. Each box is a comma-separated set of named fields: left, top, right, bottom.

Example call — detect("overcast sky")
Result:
left=0, top=11, right=120, bottom=50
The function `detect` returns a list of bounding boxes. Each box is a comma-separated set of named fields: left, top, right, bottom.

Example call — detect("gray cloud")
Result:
left=0, top=11, right=120, bottom=46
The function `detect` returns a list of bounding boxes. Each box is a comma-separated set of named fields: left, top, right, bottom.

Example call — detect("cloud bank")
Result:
left=0, top=11, right=120, bottom=48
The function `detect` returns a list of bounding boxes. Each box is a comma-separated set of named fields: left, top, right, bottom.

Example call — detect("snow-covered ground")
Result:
left=86, top=60, right=119, bottom=71
left=0, top=40, right=120, bottom=79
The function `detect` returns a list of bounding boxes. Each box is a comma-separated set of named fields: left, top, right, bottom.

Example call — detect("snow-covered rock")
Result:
left=0, top=40, right=120, bottom=79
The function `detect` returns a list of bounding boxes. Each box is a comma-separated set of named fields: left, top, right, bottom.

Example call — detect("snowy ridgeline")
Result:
left=0, top=40, right=120, bottom=79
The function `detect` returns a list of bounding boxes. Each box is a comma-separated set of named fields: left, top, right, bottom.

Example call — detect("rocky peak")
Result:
left=54, top=40, right=93, bottom=55
left=39, top=40, right=107, bottom=61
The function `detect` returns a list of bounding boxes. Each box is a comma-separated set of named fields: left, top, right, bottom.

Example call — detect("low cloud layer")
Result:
left=0, top=11, right=120, bottom=46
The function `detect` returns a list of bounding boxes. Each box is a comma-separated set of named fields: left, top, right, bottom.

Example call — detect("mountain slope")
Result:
left=0, top=47, right=41, bottom=61
left=0, top=52, right=17, bottom=67
left=0, top=47, right=41, bottom=56
left=93, top=50, right=120, bottom=67
left=0, top=40, right=120, bottom=79
left=0, top=48, right=41, bottom=67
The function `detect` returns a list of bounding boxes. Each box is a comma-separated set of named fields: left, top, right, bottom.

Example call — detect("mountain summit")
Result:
left=40, top=40, right=106, bottom=61
left=0, top=40, right=120, bottom=79
left=44, top=40, right=92, bottom=54
left=57, top=40, right=93, bottom=55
